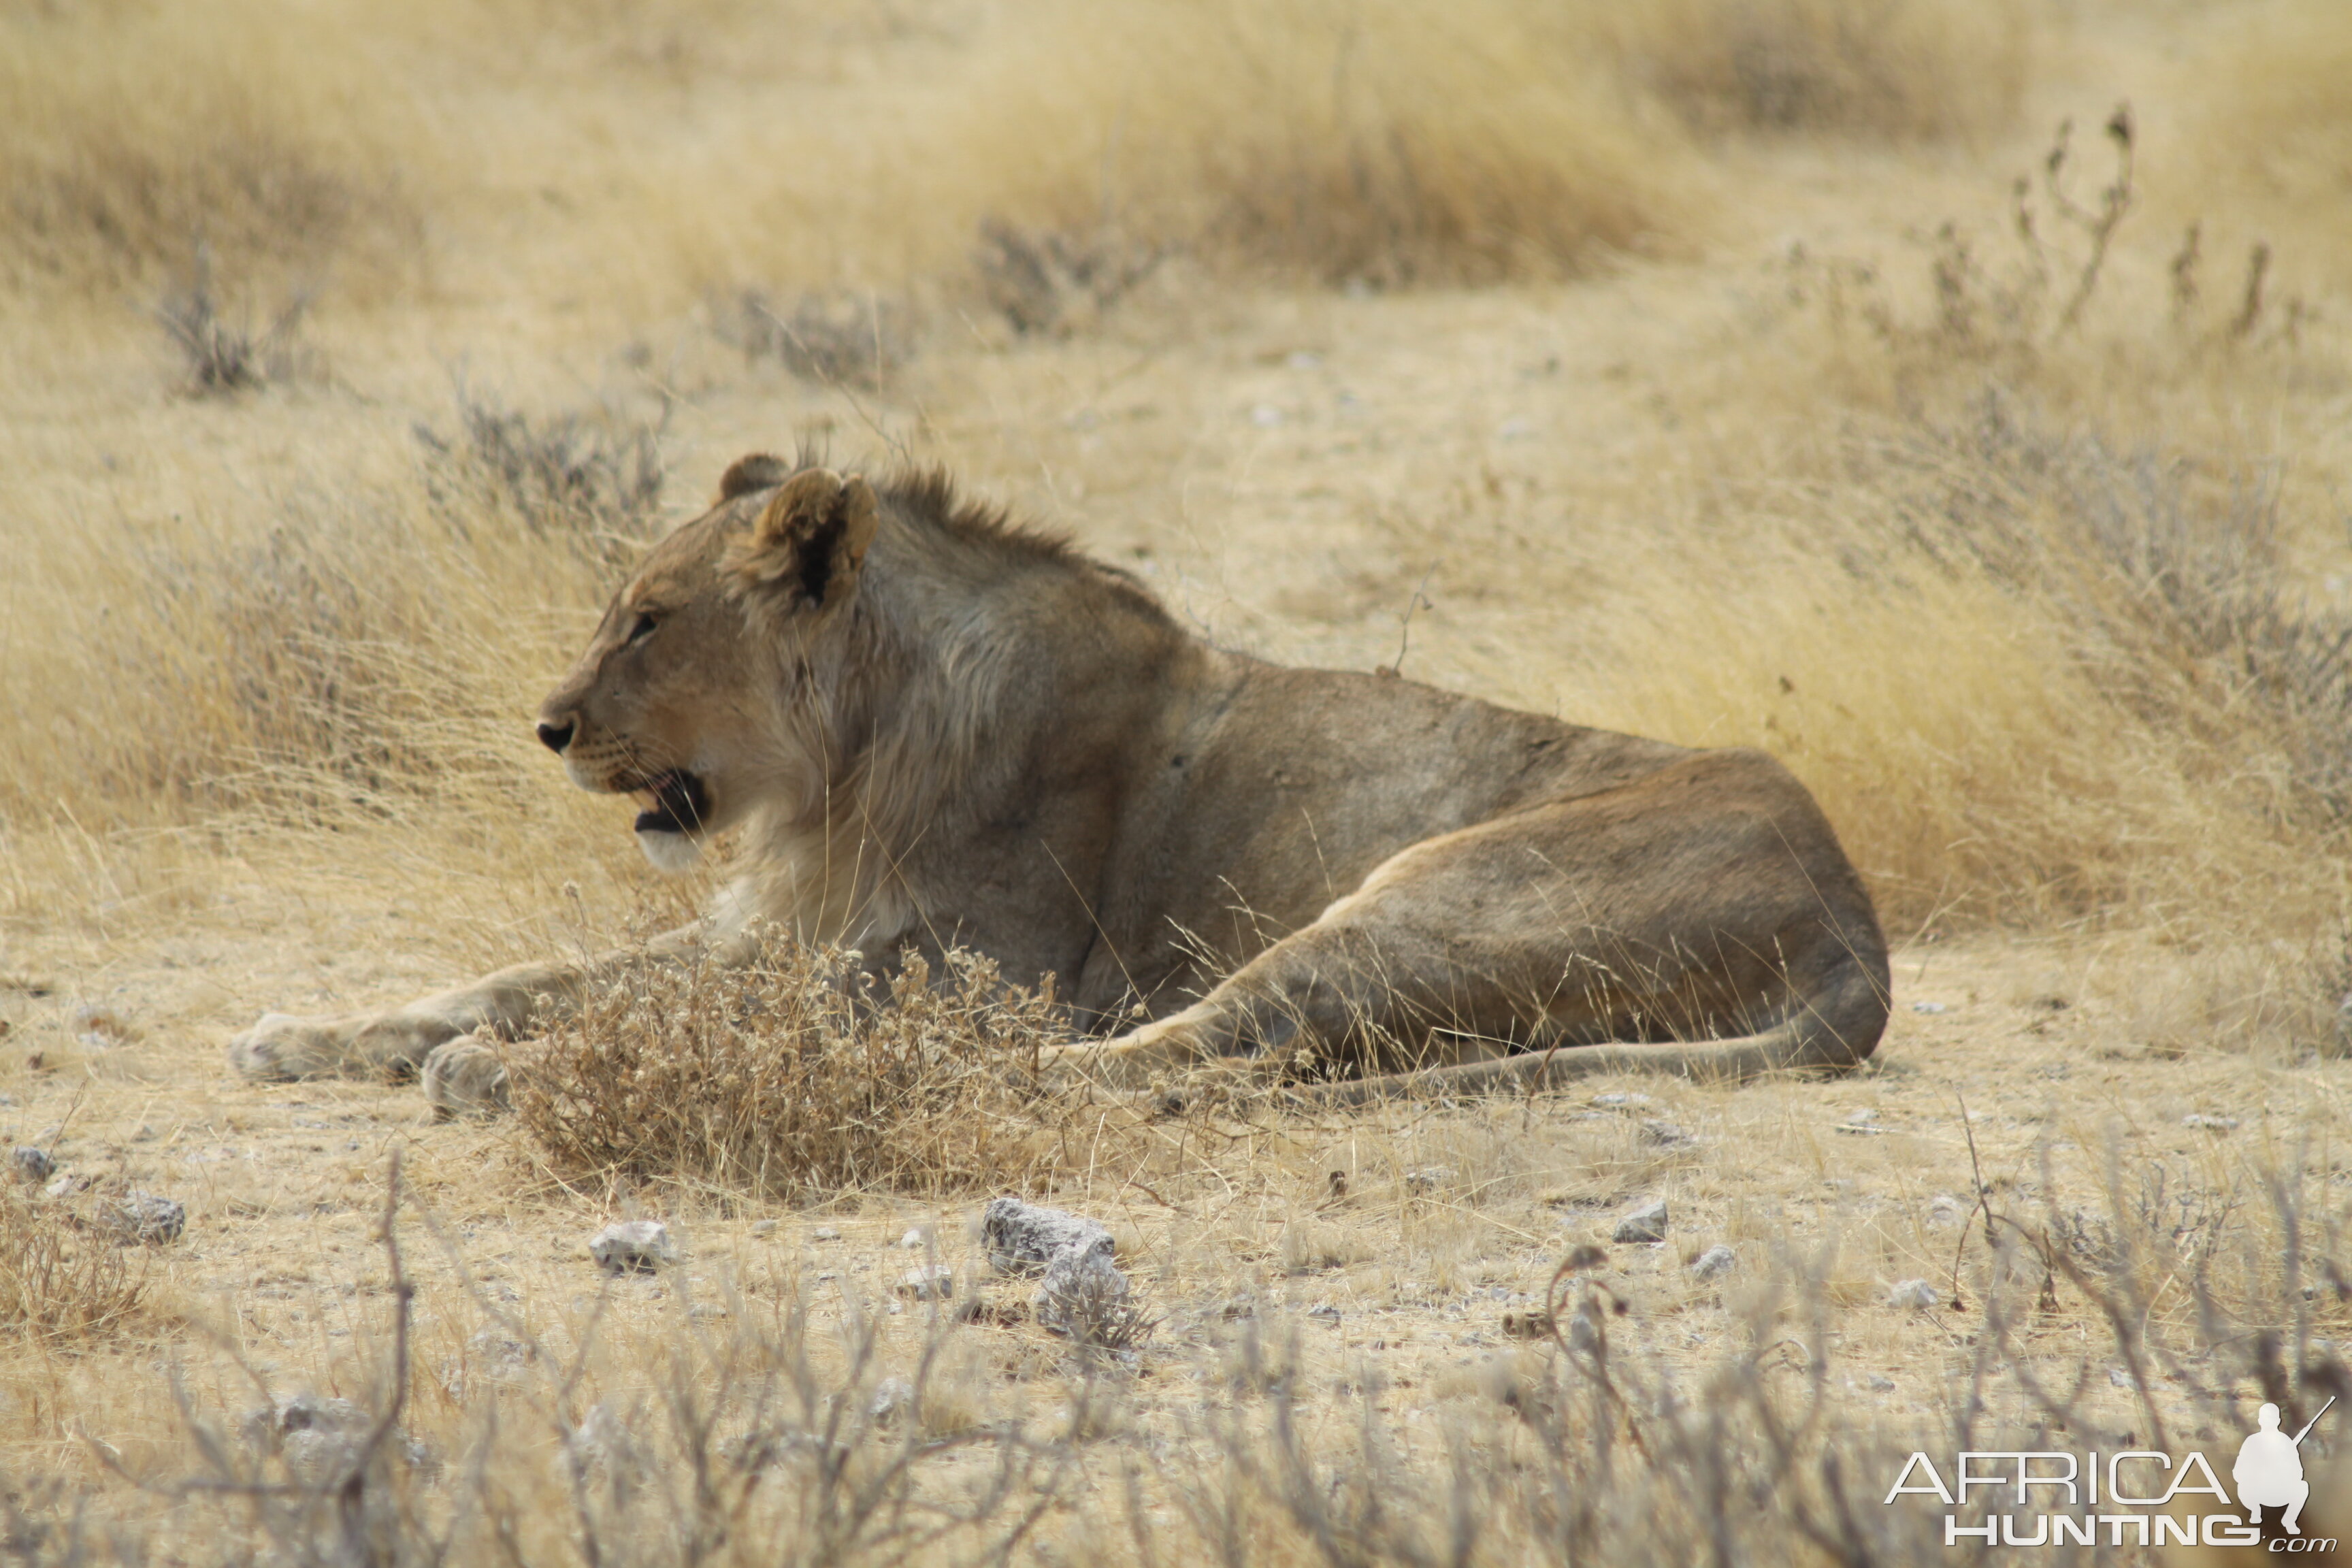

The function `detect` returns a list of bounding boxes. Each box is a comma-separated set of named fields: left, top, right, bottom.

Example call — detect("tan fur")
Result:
left=231, top=458, right=1891, bottom=1100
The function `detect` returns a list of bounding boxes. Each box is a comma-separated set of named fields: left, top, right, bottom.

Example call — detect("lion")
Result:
left=230, top=455, right=1891, bottom=1110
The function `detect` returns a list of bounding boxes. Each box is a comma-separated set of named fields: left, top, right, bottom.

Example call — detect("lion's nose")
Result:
left=536, top=720, right=575, bottom=754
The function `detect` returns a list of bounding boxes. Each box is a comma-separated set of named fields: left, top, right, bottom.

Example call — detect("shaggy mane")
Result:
left=866, top=465, right=1171, bottom=617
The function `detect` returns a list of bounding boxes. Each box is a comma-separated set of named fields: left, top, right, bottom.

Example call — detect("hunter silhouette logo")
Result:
left=2236, top=1398, right=2333, bottom=1536
left=1883, top=1395, right=2338, bottom=1550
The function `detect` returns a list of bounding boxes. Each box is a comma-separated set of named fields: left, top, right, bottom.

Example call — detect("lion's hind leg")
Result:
left=1054, top=751, right=1889, bottom=1097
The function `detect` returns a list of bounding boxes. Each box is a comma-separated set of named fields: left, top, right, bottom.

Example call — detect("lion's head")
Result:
left=534, top=455, right=878, bottom=872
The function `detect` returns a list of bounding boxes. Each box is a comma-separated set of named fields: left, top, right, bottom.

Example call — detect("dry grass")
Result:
left=0, top=2, right=425, bottom=298
left=5, top=0, right=2352, bottom=1559
left=514, top=945, right=1132, bottom=1203
left=1608, top=0, right=2029, bottom=142
left=941, top=0, right=1694, bottom=290
left=0, top=1180, right=151, bottom=1346
left=1, top=1052, right=2346, bottom=1564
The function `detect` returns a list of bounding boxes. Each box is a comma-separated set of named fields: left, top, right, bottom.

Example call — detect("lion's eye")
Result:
left=626, top=612, right=659, bottom=646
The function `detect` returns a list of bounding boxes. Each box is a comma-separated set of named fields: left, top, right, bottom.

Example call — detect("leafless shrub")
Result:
left=973, top=222, right=1164, bottom=337
left=717, top=289, right=915, bottom=390
left=1887, top=395, right=2352, bottom=822
left=513, top=942, right=1140, bottom=1203
left=414, top=389, right=666, bottom=546
left=0, top=1179, right=149, bottom=1345
left=152, top=246, right=311, bottom=397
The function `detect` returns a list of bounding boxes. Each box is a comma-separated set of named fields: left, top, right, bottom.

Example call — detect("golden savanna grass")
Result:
left=3, top=0, right=2352, bottom=1561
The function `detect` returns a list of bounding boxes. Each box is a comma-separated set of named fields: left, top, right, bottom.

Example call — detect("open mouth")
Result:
left=626, top=770, right=710, bottom=836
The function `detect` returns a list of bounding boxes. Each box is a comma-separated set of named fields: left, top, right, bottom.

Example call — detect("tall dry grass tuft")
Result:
left=1608, top=0, right=2028, bottom=142
left=0, top=397, right=649, bottom=844
left=0, top=1181, right=150, bottom=1346
left=0, top=3, right=424, bottom=297
left=513, top=944, right=1135, bottom=1202
left=943, top=0, right=1692, bottom=290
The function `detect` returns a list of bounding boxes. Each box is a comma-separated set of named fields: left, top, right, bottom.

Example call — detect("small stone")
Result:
left=868, top=1377, right=914, bottom=1422
left=812, top=1226, right=841, bottom=1241
left=1639, top=1120, right=1694, bottom=1148
left=1689, top=1244, right=1737, bottom=1281
left=1591, top=1092, right=1650, bottom=1109
left=896, top=1264, right=954, bottom=1301
left=1910, top=1001, right=1949, bottom=1015
left=749, top=1220, right=777, bottom=1237
left=1612, top=1199, right=1669, bottom=1245
left=1305, top=1303, right=1341, bottom=1326
left=1250, top=403, right=1284, bottom=427
left=1403, top=1166, right=1452, bottom=1195
left=1867, top=1375, right=1896, bottom=1392
left=1886, top=1279, right=1939, bottom=1310
left=1927, top=1194, right=1967, bottom=1228
left=898, top=1226, right=933, bottom=1250
left=11, top=1146, right=54, bottom=1183
left=112, top=1191, right=184, bottom=1245
left=589, top=1220, right=676, bottom=1273
left=2181, top=1113, right=2239, bottom=1132
left=42, top=1172, right=88, bottom=1200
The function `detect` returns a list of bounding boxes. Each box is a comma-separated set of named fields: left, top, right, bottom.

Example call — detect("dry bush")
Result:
left=513, top=944, right=1136, bottom=1202
left=1608, top=0, right=2028, bottom=142
left=714, top=289, right=917, bottom=389
left=152, top=248, right=313, bottom=399
left=0, top=1181, right=148, bottom=1346
left=414, top=391, right=668, bottom=549
left=21, top=1136, right=2347, bottom=1565
left=0, top=3, right=423, bottom=296
left=946, top=0, right=1691, bottom=290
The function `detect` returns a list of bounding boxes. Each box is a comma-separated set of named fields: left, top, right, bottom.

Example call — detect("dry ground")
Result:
left=3, top=0, right=2352, bottom=1561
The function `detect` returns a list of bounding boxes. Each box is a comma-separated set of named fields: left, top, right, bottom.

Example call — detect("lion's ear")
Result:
left=716, top=453, right=791, bottom=502
left=731, top=469, right=879, bottom=611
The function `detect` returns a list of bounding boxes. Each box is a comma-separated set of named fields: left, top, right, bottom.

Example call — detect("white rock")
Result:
left=1035, top=1240, right=1130, bottom=1337
left=112, top=1191, right=185, bottom=1244
left=1689, top=1244, right=1737, bottom=1281
left=980, top=1197, right=1112, bottom=1275
left=589, top=1220, right=676, bottom=1273
left=1886, top=1279, right=1939, bottom=1310
left=1927, top=1194, right=1967, bottom=1228
left=868, top=1377, right=914, bottom=1422
left=898, top=1226, right=933, bottom=1250
left=1403, top=1166, right=1452, bottom=1195
left=1612, top=1199, right=1669, bottom=1244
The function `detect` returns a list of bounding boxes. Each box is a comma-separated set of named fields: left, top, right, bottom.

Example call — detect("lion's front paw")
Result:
left=229, top=1013, right=364, bottom=1081
left=421, top=1036, right=512, bottom=1120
